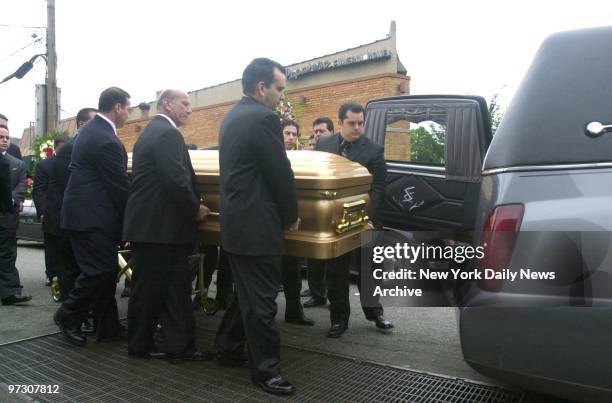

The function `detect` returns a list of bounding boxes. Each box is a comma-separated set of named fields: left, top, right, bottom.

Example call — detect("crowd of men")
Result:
left=0, top=57, right=394, bottom=396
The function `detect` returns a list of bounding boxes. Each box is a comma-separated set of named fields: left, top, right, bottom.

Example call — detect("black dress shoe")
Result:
left=327, top=322, right=348, bottom=338
left=53, top=311, right=86, bottom=347
left=285, top=314, right=315, bottom=326
left=300, top=289, right=312, bottom=297
left=169, top=350, right=215, bottom=364
left=371, top=315, right=394, bottom=330
left=257, top=376, right=295, bottom=395
left=215, top=352, right=249, bottom=368
left=303, top=297, right=326, bottom=308
left=1, top=294, right=32, bottom=305
left=128, top=349, right=167, bottom=359
left=80, top=319, right=96, bottom=335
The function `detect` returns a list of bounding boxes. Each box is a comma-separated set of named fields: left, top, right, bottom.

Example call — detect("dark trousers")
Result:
left=215, top=253, right=282, bottom=382
left=59, top=231, right=120, bottom=340
left=42, top=231, right=59, bottom=278
left=202, top=245, right=233, bottom=305
left=45, top=232, right=80, bottom=301
left=307, top=258, right=327, bottom=301
left=327, top=249, right=383, bottom=324
left=282, top=255, right=303, bottom=319
left=128, top=243, right=196, bottom=355
left=0, top=212, right=21, bottom=299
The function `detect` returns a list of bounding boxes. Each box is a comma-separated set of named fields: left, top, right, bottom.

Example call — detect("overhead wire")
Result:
left=0, top=24, right=46, bottom=29
left=0, top=36, right=44, bottom=64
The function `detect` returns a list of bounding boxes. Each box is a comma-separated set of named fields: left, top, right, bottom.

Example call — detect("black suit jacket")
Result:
left=123, top=115, right=200, bottom=244
left=43, top=138, right=75, bottom=235
left=6, top=153, right=26, bottom=206
left=0, top=154, right=11, bottom=213
left=7, top=143, right=22, bottom=160
left=315, top=133, right=386, bottom=229
left=1, top=153, right=26, bottom=227
left=61, top=115, right=130, bottom=240
left=219, top=96, right=298, bottom=256
left=33, top=156, right=53, bottom=219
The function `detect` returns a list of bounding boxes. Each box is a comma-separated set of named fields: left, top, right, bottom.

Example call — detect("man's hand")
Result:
left=18, top=201, right=23, bottom=212
left=196, top=204, right=210, bottom=222
left=289, top=217, right=301, bottom=231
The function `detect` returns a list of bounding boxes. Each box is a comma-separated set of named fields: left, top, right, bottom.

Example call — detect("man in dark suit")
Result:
left=0, top=153, right=11, bottom=213
left=0, top=114, right=22, bottom=160
left=280, top=119, right=314, bottom=326
left=54, top=88, right=131, bottom=346
left=0, top=125, right=31, bottom=305
left=302, top=117, right=335, bottom=307
left=123, top=89, right=211, bottom=362
left=215, top=58, right=300, bottom=396
left=43, top=109, right=96, bottom=305
left=315, top=102, right=394, bottom=338
left=33, top=135, right=68, bottom=285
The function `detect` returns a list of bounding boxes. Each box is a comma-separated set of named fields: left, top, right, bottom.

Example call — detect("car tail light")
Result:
left=478, top=204, right=524, bottom=292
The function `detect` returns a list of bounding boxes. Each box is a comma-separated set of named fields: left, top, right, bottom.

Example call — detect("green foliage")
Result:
left=30, top=130, right=68, bottom=164
left=410, top=125, right=445, bottom=165
left=276, top=93, right=303, bottom=124
left=30, top=130, right=70, bottom=174
left=488, top=93, right=505, bottom=135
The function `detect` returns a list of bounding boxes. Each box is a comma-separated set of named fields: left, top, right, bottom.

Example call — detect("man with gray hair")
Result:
left=123, top=89, right=211, bottom=362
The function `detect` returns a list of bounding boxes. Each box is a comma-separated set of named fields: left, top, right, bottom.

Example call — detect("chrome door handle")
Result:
left=585, top=121, right=612, bottom=137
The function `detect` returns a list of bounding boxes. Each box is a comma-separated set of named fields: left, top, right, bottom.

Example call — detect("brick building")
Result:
left=117, top=21, right=410, bottom=151
left=23, top=22, right=410, bottom=156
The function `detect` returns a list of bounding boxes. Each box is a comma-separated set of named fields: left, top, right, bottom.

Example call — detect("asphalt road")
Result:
left=2, top=242, right=499, bottom=387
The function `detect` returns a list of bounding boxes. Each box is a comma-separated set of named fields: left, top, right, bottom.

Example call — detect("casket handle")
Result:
left=321, top=191, right=338, bottom=199
left=335, top=199, right=368, bottom=234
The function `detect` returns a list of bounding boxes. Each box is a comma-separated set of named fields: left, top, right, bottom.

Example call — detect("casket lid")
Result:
left=189, top=150, right=372, bottom=189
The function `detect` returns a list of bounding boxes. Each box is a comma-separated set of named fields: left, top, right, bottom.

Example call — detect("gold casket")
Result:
left=128, top=150, right=372, bottom=259
left=192, top=150, right=372, bottom=259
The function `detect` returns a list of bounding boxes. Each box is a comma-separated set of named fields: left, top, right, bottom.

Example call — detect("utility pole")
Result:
left=46, top=0, right=58, bottom=133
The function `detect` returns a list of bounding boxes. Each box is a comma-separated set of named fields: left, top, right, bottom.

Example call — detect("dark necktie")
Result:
left=340, top=140, right=352, bottom=158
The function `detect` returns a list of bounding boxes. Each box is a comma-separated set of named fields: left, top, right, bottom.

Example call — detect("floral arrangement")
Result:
left=276, top=94, right=308, bottom=150
left=276, top=95, right=301, bottom=122
left=37, top=139, right=55, bottom=159
left=30, top=130, right=69, bottom=166
left=25, top=130, right=69, bottom=199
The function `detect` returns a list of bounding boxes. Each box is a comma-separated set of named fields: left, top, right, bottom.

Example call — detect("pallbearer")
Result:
left=123, top=89, right=211, bottom=362
left=215, top=58, right=300, bottom=395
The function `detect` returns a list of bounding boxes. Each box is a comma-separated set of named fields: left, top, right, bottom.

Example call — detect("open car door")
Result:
left=365, top=95, right=493, bottom=241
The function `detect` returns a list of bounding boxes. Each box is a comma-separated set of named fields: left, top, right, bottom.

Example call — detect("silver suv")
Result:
left=365, top=25, right=612, bottom=403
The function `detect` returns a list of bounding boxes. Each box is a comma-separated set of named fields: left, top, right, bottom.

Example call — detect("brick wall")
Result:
left=118, top=73, right=410, bottom=151
left=385, top=119, right=412, bottom=162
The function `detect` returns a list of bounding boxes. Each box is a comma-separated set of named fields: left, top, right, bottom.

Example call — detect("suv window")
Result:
left=384, top=118, right=446, bottom=166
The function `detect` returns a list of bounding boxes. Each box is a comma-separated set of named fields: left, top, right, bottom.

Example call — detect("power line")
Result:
left=0, top=36, right=44, bottom=64
left=0, top=24, right=46, bottom=29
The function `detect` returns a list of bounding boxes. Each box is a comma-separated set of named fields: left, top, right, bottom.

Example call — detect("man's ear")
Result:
left=257, top=81, right=266, bottom=96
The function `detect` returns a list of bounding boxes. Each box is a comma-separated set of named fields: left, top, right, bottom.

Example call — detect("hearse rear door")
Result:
left=364, top=95, right=492, bottom=239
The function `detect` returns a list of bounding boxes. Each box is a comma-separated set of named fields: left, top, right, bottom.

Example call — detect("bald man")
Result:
left=123, top=89, right=211, bottom=362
